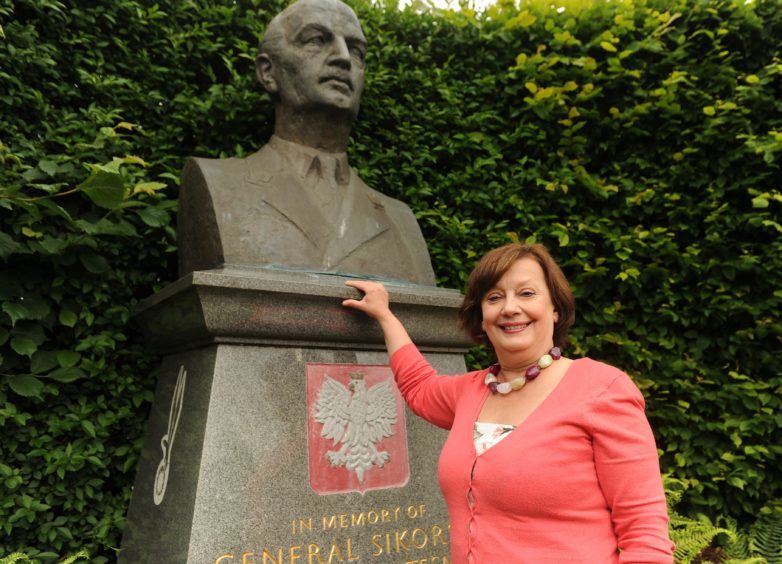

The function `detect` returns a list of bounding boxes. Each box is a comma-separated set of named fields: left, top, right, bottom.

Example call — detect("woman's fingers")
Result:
left=342, top=280, right=389, bottom=318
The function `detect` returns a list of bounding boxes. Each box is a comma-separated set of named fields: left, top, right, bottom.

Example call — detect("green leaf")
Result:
left=81, top=420, right=96, bottom=438
left=79, top=252, right=109, bottom=274
left=78, top=169, right=125, bottom=209
left=59, top=309, right=78, bottom=327
left=13, top=298, right=49, bottom=321
left=2, top=302, right=29, bottom=326
left=46, top=367, right=86, bottom=383
left=600, top=41, right=617, bottom=52
left=38, top=160, right=59, bottom=176
left=74, top=218, right=138, bottom=236
left=37, top=236, right=69, bottom=254
left=752, top=197, right=769, bottom=209
left=10, top=337, right=37, bottom=357
left=136, top=206, right=170, bottom=227
left=6, top=374, right=44, bottom=397
left=31, top=350, right=59, bottom=374
left=0, top=232, right=26, bottom=259
left=132, top=181, right=167, bottom=196
left=57, top=350, right=81, bottom=368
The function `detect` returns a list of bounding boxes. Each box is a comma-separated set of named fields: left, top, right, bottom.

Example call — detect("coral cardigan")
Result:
left=390, top=344, right=674, bottom=563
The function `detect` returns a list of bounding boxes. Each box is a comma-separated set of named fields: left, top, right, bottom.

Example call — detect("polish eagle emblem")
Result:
left=314, top=372, right=397, bottom=482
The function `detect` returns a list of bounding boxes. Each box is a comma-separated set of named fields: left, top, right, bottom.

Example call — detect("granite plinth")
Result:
left=134, top=266, right=468, bottom=354
left=120, top=267, right=471, bottom=563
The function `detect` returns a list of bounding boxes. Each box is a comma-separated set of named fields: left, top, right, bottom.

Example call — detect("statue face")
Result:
left=260, top=0, right=367, bottom=118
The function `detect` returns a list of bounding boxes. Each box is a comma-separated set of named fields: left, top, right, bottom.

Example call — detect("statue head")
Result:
left=257, top=0, right=367, bottom=121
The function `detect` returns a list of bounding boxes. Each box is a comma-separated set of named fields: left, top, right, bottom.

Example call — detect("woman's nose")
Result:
left=501, top=296, right=521, bottom=315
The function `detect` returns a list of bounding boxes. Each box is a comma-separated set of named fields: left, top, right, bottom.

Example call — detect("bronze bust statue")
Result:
left=176, top=0, right=436, bottom=285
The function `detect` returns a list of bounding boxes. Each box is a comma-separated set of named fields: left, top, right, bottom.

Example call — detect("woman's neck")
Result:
left=495, top=344, right=556, bottom=381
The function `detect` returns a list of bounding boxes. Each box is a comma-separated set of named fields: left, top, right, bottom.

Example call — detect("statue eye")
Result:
left=349, top=44, right=366, bottom=62
left=305, top=33, right=325, bottom=45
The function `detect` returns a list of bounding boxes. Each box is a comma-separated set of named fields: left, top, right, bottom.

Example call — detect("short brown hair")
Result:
left=457, top=243, right=575, bottom=350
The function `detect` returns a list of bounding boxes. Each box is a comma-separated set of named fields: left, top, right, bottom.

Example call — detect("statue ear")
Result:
left=256, top=53, right=278, bottom=93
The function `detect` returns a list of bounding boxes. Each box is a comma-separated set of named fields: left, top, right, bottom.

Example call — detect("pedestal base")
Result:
left=120, top=267, right=471, bottom=563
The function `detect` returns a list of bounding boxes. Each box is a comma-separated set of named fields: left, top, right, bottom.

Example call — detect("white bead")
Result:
left=497, top=382, right=512, bottom=394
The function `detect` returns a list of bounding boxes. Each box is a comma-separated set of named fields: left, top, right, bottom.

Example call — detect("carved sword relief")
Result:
left=314, top=372, right=397, bottom=482
left=153, top=365, right=186, bottom=506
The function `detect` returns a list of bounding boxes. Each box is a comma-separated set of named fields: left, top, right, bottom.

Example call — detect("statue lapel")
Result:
left=244, top=147, right=330, bottom=250
left=324, top=174, right=391, bottom=270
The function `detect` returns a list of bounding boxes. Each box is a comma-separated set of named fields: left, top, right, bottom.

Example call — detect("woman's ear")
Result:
left=553, top=310, right=559, bottom=323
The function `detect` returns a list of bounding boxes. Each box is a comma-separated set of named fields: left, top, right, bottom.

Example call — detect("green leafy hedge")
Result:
left=1, top=0, right=780, bottom=559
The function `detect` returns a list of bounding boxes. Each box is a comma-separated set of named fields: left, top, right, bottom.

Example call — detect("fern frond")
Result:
left=60, top=550, right=90, bottom=564
left=749, top=504, right=782, bottom=564
left=670, top=518, right=734, bottom=563
left=0, top=554, right=32, bottom=564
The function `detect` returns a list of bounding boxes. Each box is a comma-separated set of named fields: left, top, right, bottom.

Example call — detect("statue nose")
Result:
left=328, top=38, right=352, bottom=66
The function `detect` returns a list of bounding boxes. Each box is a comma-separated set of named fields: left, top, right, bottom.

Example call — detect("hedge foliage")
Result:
left=1, top=0, right=780, bottom=559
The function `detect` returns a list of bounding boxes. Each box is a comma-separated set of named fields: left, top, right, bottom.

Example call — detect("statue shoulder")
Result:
left=358, top=181, right=419, bottom=220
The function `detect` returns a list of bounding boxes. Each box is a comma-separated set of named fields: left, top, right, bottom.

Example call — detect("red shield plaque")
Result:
left=306, top=363, right=409, bottom=495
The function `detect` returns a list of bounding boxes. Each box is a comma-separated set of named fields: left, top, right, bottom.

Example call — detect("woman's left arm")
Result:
left=588, top=372, right=675, bottom=563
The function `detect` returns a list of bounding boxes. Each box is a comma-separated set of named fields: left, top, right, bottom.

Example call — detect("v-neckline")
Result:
left=471, top=358, right=580, bottom=457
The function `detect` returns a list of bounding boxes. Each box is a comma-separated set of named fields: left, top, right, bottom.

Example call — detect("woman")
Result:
left=342, top=243, right=674, bottom=563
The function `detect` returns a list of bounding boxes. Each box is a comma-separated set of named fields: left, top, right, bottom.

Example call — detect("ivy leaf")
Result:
left=10, top=337, right=38, bottom=357
left=6, top=374, right=44, bottom=397
left=78, top=169, right=125, bottom=209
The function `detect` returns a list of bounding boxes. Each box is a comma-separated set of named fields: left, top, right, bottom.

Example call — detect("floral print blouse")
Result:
left=473, top=421, right=516, bottom=456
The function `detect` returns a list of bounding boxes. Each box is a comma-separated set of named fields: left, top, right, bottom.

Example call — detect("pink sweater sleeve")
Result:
left=588, top=372, right=675, bottom=562
left=389, top=343, right=467, bottom=430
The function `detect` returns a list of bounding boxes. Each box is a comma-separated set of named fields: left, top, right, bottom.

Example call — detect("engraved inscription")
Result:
left=215, top=503, right=450, bottom=563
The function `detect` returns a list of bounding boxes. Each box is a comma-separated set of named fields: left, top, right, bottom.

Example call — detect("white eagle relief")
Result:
left=315, top=372, right=397, bottom=482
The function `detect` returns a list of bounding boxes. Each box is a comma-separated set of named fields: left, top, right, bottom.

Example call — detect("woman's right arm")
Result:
left=342, top=280, right=461, bottom=429
left=341, top=280, right=413, bottom=356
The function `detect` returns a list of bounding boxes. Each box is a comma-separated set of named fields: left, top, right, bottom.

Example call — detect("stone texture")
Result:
left=134, top=266, right=469, bottom=354
left=120, top=268, right=471, bottom=563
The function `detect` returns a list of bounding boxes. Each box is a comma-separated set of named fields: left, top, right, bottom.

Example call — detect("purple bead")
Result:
left=489, top=364, right=500, bottom=375
left=488, top=382, right=498, bottom=394
left=550, top=347, right=562, bottom=360
left=525, top=365, right=541, bottom=380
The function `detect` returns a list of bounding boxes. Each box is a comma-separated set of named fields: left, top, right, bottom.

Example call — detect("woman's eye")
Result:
left=520, top=290, right=535, bottom=298
left=486, top=295, right=501, bottom=303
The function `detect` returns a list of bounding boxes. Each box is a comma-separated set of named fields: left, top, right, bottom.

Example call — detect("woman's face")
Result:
left=481, top=257, right=559, bottom=360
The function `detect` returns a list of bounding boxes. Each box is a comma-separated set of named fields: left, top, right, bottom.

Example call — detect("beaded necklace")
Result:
left=485, top=346, right=562, bottom=395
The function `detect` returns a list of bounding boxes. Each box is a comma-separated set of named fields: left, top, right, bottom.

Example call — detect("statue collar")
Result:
left=268, top=135, right=351, bottom=186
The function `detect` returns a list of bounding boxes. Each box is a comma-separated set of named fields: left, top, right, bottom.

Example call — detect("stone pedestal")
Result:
left=120, top=266, right=471, bottom=564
